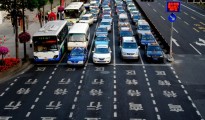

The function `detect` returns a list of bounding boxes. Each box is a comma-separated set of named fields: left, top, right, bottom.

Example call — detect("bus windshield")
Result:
left=33, top=36, right=58, bottom=52
left=65, top=10, right=79, bottom=18
left=69, top=34, right=86, bottom=42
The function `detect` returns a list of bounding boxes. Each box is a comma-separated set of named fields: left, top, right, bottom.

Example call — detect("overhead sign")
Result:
left=168, top=13, right=177, bottom=22
left=166, top=1, right=181, bottom=12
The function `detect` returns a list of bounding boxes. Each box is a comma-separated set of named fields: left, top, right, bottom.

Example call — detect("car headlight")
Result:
left=122, top=52, right=127, bottom=55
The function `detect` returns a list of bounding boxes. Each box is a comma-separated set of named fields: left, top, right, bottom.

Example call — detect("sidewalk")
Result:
left=0, top=0, right=71, bottom=59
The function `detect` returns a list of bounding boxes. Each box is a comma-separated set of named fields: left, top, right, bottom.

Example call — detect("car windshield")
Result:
left=142, top=34, right=155, bottom=40
left=147, top=46, right=161, bottom=51
left=95, top=48, right=109, bottom=53
left=129, top=5, right=135, bottom=8
left=119, top=18, right=128, bottom=22
left=81, top=16, right=89, bottom=20
left=138, top=25, right=150, bottom=30
left=133, top=16, right=139, bottom=19
left=120, top=31, right=132, bottom=36
left=97, top=28, right=107, bottom=32
left=122, top=43, right=137, bottom=49
left=101, top=22, right=110, bottom=25
left=103, top=16, right=111, bottom=19
left=69, top=34, right=86, bottom=42
left=70, top=49, right=84, bottom=56
left=95, top=37, right=109, bottom=41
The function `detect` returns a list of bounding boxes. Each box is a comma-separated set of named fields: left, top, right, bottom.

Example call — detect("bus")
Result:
left=67, top=23, right=90, bottom=50
left=64, top=2, right=86, bottom=23
left=32, top=20, right=68, bottom=62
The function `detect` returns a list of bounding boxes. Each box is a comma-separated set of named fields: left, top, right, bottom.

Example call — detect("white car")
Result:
left=137, top=19, right=151, bottom=35
left=79, top=14, right=94, bottom=25
left=92, top=44, right=112, bottom=64
left=99, top=19, right=112, bottom=31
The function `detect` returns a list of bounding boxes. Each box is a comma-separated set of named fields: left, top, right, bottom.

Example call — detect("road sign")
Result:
left=166, top=1, right=181, bottom=12
left=168, top=13, right=177, bottom=22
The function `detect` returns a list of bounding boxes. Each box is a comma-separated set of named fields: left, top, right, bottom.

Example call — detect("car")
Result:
left=67, top=22, right=74, bottom=30
left=117, top=9, right=126, bottom=15
left=120, top=37, right=140, bottom=60
left=119, top=29, right=133, bottom=44
left=90, top=8, right=100, bottom=15
left=92, top=44, right=112, bottom=64
left=99, top=20, right=112, bottom=31
left=127, top=3, right=136, bottom=11
left=94, top=36, right=110, bottom=46
left=67, top=47, right=88, bottom=66
left=130, top=10, right=140, bottom=19
left=138, top=32, right=156, bottom=47
left=132, top=14, right=141, bottom=25
left=137, top=19, right=151, bottom=35
left=79, top=14, right=94, bottom=25
left=101, top=15, right=113, bottom=24
left=144, top=43, right=164, bottom=63
left=118, top=13, right=130, bottom=28
left=92, top=13, right=98, bottom=22
left=96, top=27, right=108, bottom=37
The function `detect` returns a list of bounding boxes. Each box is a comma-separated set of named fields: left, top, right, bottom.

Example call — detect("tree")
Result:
left=48, top=0, right=54, bottom=12
left=0, top=46, right=9, bottom=65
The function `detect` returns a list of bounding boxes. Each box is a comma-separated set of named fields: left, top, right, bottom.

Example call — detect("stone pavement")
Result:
left=0, top=0, right=71, bottom=59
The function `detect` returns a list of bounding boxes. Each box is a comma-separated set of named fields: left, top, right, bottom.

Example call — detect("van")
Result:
left=79, top=14, right=94, bottom=25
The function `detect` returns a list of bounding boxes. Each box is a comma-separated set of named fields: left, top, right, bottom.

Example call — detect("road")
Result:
left=135, top=0, right=205, bottom=55
left=0, top=0, right=205, bottom=120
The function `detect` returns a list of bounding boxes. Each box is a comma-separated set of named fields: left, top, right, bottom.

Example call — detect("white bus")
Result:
left=32, top=20, right=68, bottom=62
left=67, top=23, right=90, bottom=50
left=64, top=2, right=86, bottom=23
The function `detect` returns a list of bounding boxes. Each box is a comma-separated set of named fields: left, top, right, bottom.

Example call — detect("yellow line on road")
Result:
left=193, top=28, right=199, bottom=32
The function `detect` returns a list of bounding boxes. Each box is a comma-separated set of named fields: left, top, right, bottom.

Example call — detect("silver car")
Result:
left=120, top=37, right=140, bottom=60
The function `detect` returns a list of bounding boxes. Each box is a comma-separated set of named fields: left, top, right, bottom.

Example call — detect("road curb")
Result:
left=0, top=60, right=33, bottom=84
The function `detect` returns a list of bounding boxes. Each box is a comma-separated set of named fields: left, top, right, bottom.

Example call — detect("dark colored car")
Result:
left=67, top=47, right=88, bottom=66
left=144, top=43, right=164, bottom=63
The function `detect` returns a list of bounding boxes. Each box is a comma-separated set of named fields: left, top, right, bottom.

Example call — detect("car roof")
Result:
left=82, top=14, right=93, bottom=17
left=122, top=37, right=136, bottom=42
left=95, top=44, right=109, bottom=48
left=138, top=20, right=149, bottom=25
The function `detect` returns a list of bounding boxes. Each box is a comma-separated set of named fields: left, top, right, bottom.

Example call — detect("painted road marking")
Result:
left=193, top=28, right=199, bottom=32
left=200, top=22, right=205, bottom=25
left=177, top=16, right=181, bottom=19
left=26, top=112, right=31, bottom=117
left=153, top=9, right=157, bottom=12
left=191, top=16, right=196, bottom=20
left=173, top=27, right=179, bottom=33
left=161, top=16, right=165, bottom=20
left=35, top=98, right=39, bottom=102
left=31, top=105, right=35, bottom=109
left=184, top=21, right=189, bottom=25
left=184, top=12, right=188, bottom=15
left=181, top=4, right=205, bottom=17
left=190, top=43, right=202, bottom=55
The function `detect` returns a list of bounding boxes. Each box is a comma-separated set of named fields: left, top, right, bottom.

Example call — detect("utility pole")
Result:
left=22, top=0, right=27, bottom=61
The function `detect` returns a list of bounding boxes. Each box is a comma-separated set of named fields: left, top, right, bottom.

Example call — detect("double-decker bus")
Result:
left=32, top=20, right=68, bottom=62
left=64, top=2, right=86, bottom=23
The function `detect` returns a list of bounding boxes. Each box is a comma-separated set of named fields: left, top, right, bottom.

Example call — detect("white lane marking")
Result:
left=193, top=28, right=199, bottom=32
left=177, top=16, right=182, bottom=19
left=192, top=103, right=196, bottom=108
left=155, top=107, right=159, bottom=112
left=113, top=75, right=116, bottom=79
left=191, top=16, right=196, bottom=20
left=113, top=71, right=116, bottom=74
left=76, top=91, right=79, bottom=95
left=114, top=104, right=117, bottom=109
left=114, top=80, right=116, bottom=84
left=82, top=71, right=85, bottom=74
left=173, top=27, right=179, bottom=33
left=113, top=22, right=116, bottom=65
left=175, top=75, right=179, bottom=79
left=184, top=12, right=188, bottom=15
left=39, top=91, right=43, bottom=95
left=35, top=98, right=39, bottom=102
left=181, top=4, right=205, bottom=17
left=188, top=96, right=192, bottom=101
left=80, top=80, right=83, bottom=83
left=14, top=79, right=18, bottom=82
left=10, top=83, right=14, bottom=86
left=31, top=105, right=35, bottom=109
left=144, top=70, right=146, bottom=73
left=49, top=76, right=52, bottom=79
left=81, top=75, right=84, bottom=79
left=196, top=111, right=201, bottom=116
left=145, top=74, right=147, bottom=77
left=184, top=90, right=188, bottom=94
left=54, top=68, right=57, bottom=70
left=161, top=16, right=165, bottom=20
left=46, top=81, right=49, bottom=84
left=184, top=21, right=189, bottom=25
left=162, top=5, right=165, bottom=8
left=72, top=104, right=75, bottom=109
left=153, top=100, right=156, bottom=105
left=78, top=85, right=81, bottom=90
left=74, top=97, right=78, bottom=102
left=114, top=97, right=117, bottom=102
left=69, top=112, right=73, bottom=118
left=146, top=78, right=149, bottom=82
left=114, top=112, right=117, bottom=117
left=178, top=80, right=182, bottom=83
left=151, top=93, right=154, bottom=97
left=26, top=112, right=31, bottom=117
left=172, top=38, right=180, bottom=47
left=157, top=114, right=161, bottom=120
left=153, top=9, right=157, bottom=12
left=190, top=43, right=202, bottom=55
left=114, top=85, right=117, bottom=89
left=147, top=82, right=150, bottom=86
left=200, top=22, right=205, bottom=25
left=114, top=91, right=117, bottom=95
left=52, top=71, right=55, bottom=74
left=5, top=87, right=9, bottom=91
left=181, top=85, right=185, bottom=89
left=0, top=92, right=5, bottom=96
left=149, top=88, right=152, bottom=92
left=148, top=3, right=150, bottom=6
left=43, top=86, right=46, bottom=90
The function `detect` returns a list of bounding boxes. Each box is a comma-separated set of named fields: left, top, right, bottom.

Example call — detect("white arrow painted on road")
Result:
left=172, top=38, right=180, bottom=47
left=195, top=38, right=205, bottom=46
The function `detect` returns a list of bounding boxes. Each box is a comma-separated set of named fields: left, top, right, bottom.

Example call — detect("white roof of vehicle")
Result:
left=138, top=19, right=149, bottom=25
left=122, top=37, right=136, bottom=42
left=82, top=14, right=93, bottom=17
left=69, top=23, right=89, bottom=34
left=119, top=13, right=128, bottom=18
left=65, top=2, right=84, bottom=10
left=95, top=44, right=109, bottom=48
